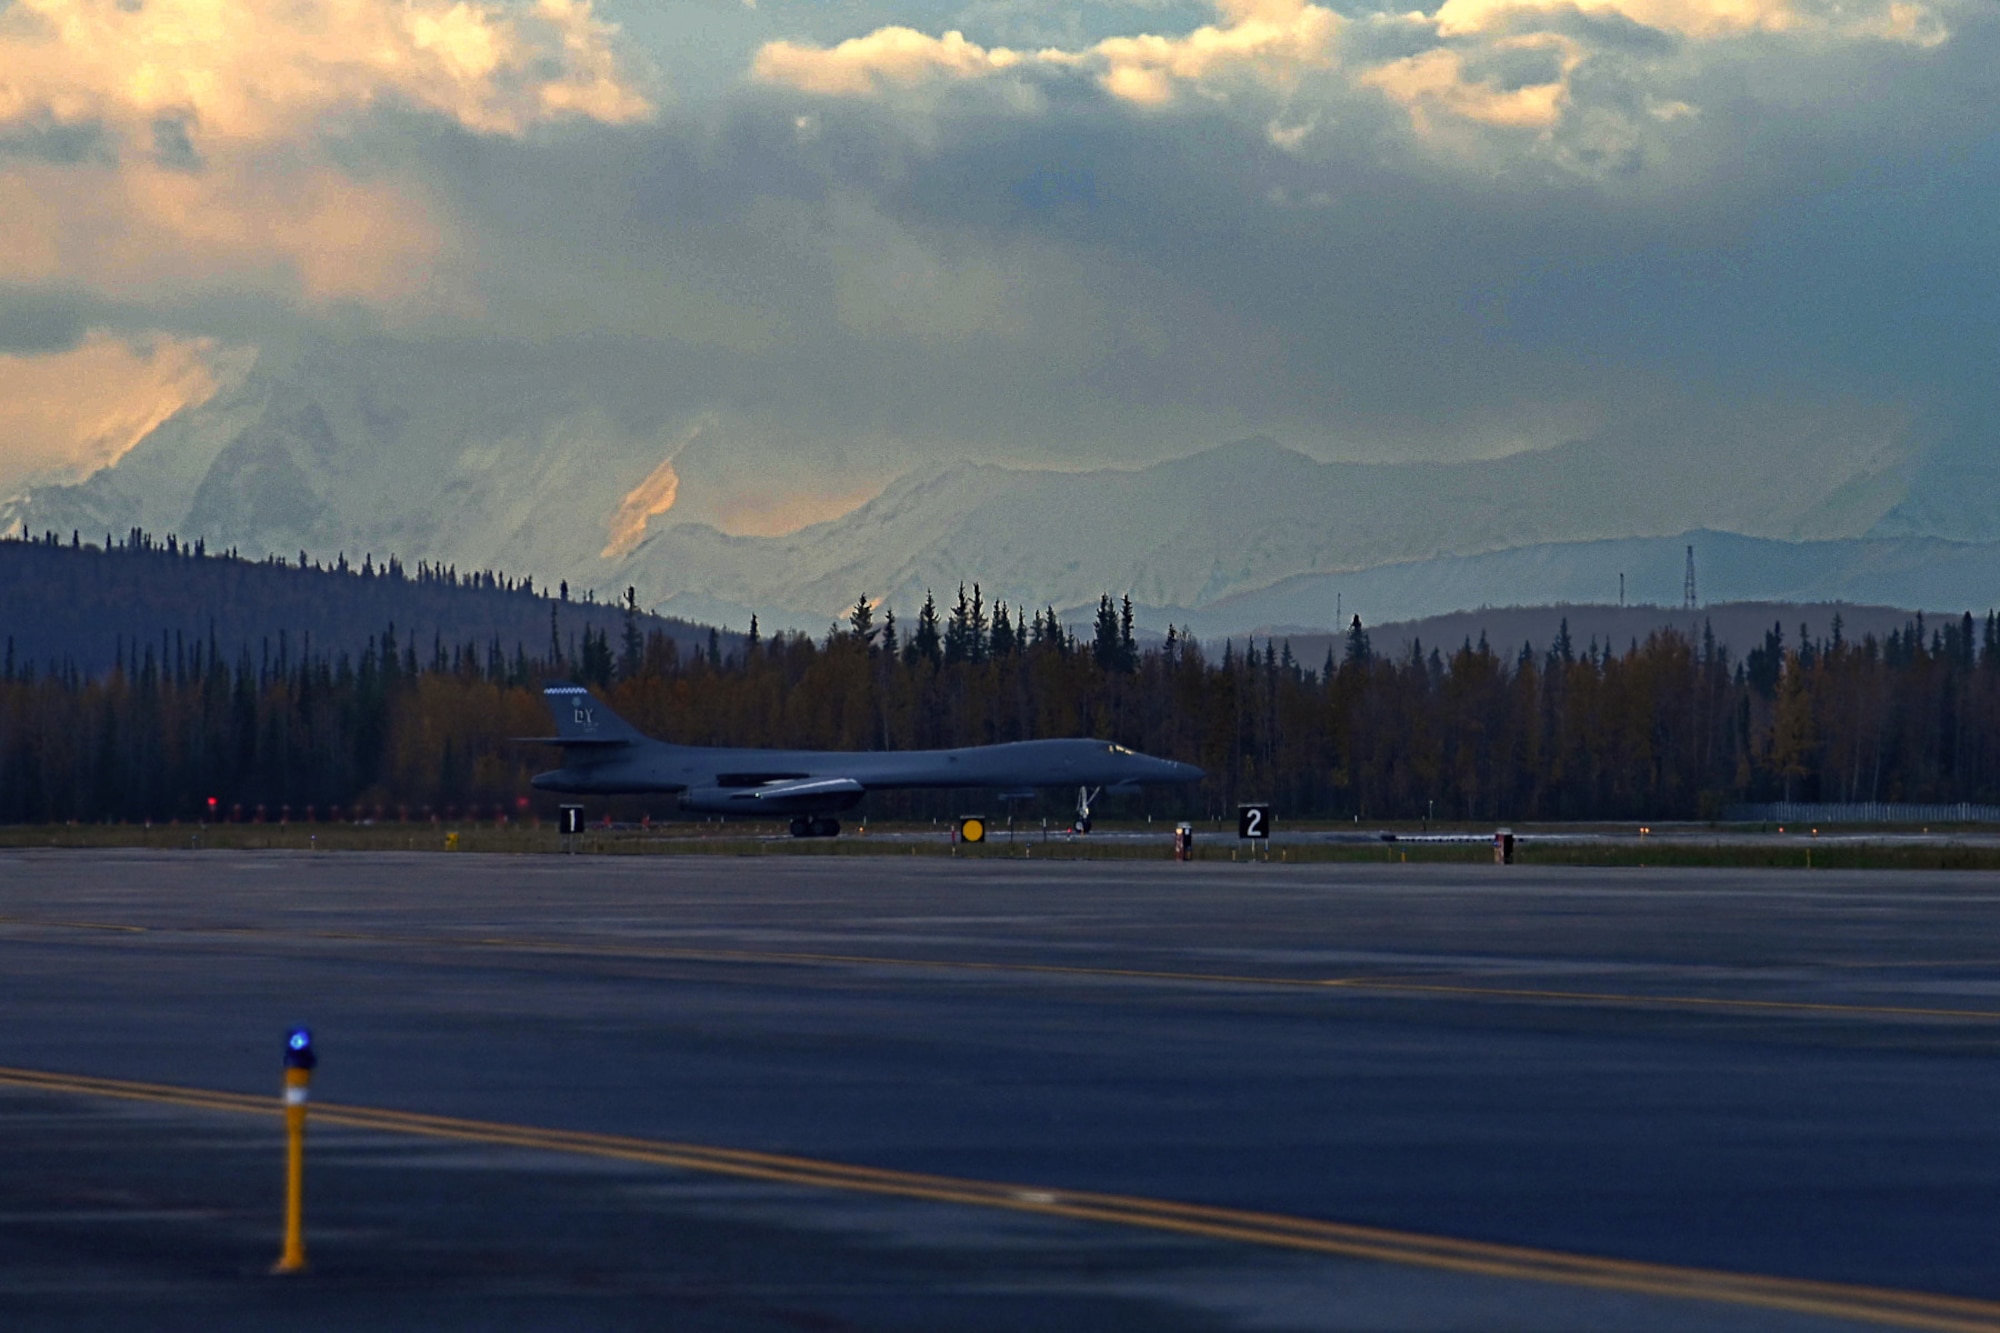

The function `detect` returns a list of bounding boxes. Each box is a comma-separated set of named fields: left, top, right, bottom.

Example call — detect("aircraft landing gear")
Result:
left=1074, top=786, right=1101, bottom=834
left=789, top=817, right=841, bottom=838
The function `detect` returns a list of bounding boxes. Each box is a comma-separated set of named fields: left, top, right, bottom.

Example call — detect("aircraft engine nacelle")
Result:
left=678, top=779, right=864, bottom=816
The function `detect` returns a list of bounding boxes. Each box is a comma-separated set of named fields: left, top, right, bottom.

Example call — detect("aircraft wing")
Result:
left=738, top=777, right=865, bottom=804
left=680, top=776, right=867, bottom=815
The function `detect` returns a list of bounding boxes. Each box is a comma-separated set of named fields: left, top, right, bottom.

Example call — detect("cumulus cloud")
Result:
left=0, top=0, right=653, bottom=313
left=0, top=0, right=652, bottom=142
left=1431, top=0, right=1946, bottom=41
left=0, top=331, right=219, bottom=497
left=1357, top=36, right=1578, bottom=132
left=752, top=28, right=1029, bottom=97
left=1085, top=0, right=1343, bottom=105
left=753, top=0, right=1341, bottom=107
left=749, top=0, right=1956, bottom=161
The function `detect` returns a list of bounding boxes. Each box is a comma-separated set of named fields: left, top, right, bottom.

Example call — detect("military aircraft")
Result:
left=528, top=683, right=1203, bottom=837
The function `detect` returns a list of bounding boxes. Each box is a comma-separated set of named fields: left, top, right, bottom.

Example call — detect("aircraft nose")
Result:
left=1170, top=760, right=1205, bottom=783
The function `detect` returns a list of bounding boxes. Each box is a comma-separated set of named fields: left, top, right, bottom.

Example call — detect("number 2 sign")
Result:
left=1237, top=804, right=1270, bottom=840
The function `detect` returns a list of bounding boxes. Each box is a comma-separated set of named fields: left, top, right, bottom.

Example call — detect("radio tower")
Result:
left=1682, top=545, right=1698, bottom=611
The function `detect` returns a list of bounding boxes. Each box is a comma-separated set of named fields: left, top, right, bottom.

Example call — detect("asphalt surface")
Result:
left=1, top=849, right=1998, bottom=1330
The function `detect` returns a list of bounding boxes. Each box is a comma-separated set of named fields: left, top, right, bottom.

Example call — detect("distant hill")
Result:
left=1165, top=529, right=2000, bottom=639
left=1249, top=602, right=1944, bottom=669
left=0, top=533, right=729, bottom=677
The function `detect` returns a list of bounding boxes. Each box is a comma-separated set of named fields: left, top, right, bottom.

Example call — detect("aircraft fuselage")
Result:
left=534, top=736, right=1199, bottom=804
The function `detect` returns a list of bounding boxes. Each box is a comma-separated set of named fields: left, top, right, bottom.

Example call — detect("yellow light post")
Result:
left=272, top=1026, right=316, bottom=1274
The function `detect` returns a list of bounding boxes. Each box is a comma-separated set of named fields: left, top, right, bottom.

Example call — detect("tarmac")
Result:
left=2, top=848, right=1999, bottom=1330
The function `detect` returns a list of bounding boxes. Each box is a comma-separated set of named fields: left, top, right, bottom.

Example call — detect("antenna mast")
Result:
left=1683, top=545, right=1697, bottom=611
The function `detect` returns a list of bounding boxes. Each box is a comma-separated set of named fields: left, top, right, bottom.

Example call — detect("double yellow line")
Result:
left=7, top=914, right=2000, bottom=1024
left=2, top=1063, right=1998, bottom=1331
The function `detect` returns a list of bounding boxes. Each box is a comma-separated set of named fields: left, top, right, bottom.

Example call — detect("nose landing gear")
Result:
left=788, top=817, right=841, bottom=838
left=1074, top=786, right=1101, bottom=834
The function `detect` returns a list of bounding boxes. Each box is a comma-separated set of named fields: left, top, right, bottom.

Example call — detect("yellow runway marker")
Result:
left=4, top=915, right=2000, bottom=1023
left=0, top=1063, right=1997, bottom=1332
left=273, top=1028, right=316, bottom=1274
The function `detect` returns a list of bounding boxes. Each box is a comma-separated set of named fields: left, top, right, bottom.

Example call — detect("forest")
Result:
left=0, top=527, right=721, bottom=677
left=5, top=571, right=2000, bottom=825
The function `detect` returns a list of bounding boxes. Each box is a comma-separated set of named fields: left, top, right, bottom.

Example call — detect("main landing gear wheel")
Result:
left=789, top=817, right=841, bottom=838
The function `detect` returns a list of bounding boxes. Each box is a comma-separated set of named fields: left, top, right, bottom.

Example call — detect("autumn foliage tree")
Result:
left=6, top=586, right=2000, bottom=824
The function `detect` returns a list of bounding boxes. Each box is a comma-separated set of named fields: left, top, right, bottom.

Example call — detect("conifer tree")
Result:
left=990, top=601, right=1015, bottom=658
left=944, top=584, right=971, bottom=665
left=911, top=591, right=943, bottom=666
left=581, top=626, right=615, bottom=686
left=619, top=587, right=644, bottom=679
left=1092, top=595, right=1121, bottom=671
left=1344, top=615, right=1371, bottom=667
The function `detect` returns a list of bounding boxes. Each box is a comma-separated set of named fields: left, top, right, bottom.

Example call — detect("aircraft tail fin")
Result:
left=535, top=683, right=644, bottom=747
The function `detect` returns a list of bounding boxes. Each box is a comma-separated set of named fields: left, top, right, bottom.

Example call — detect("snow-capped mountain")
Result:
left=6, top=337, right=1972, bottom=638
left=2, top=341, right=668, bottom=587
left=617, top=416, right=1914, bottom=631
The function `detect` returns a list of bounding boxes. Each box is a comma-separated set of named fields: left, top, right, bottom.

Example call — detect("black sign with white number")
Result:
left=1237, top=804, right=1271, bottom=840
left=558, top=805, right=585, bottom=836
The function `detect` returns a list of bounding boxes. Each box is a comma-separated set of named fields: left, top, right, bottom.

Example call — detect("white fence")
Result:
left=1725, top=802, right=2000, bottom=824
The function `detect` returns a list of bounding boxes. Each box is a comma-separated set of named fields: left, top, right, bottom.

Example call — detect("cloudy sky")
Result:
left=0, top=0, right=1993, bottom=541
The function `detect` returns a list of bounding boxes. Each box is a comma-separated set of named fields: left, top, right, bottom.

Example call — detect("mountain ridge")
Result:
left=1, top=352, right=1952, bottom=634
left=623, top=419, right=1918, bottom=631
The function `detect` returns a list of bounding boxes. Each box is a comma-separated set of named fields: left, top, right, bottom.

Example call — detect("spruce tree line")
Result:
left=6, top=575, right=2000, bottom=822
left=0, top=527, right=717, bottom=680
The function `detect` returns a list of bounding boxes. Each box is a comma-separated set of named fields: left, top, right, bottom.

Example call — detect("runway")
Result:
left=2, top=850, right=1998, bottom=1330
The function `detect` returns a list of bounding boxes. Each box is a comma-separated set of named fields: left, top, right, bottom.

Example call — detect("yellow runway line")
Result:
left=1, top=1065, right=1998, bottom=1330
left=4, top=915, right=2000, bottom=1023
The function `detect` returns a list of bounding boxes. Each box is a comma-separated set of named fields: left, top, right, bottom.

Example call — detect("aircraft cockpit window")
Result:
left=1108, top=744, right=1133, bottom=755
